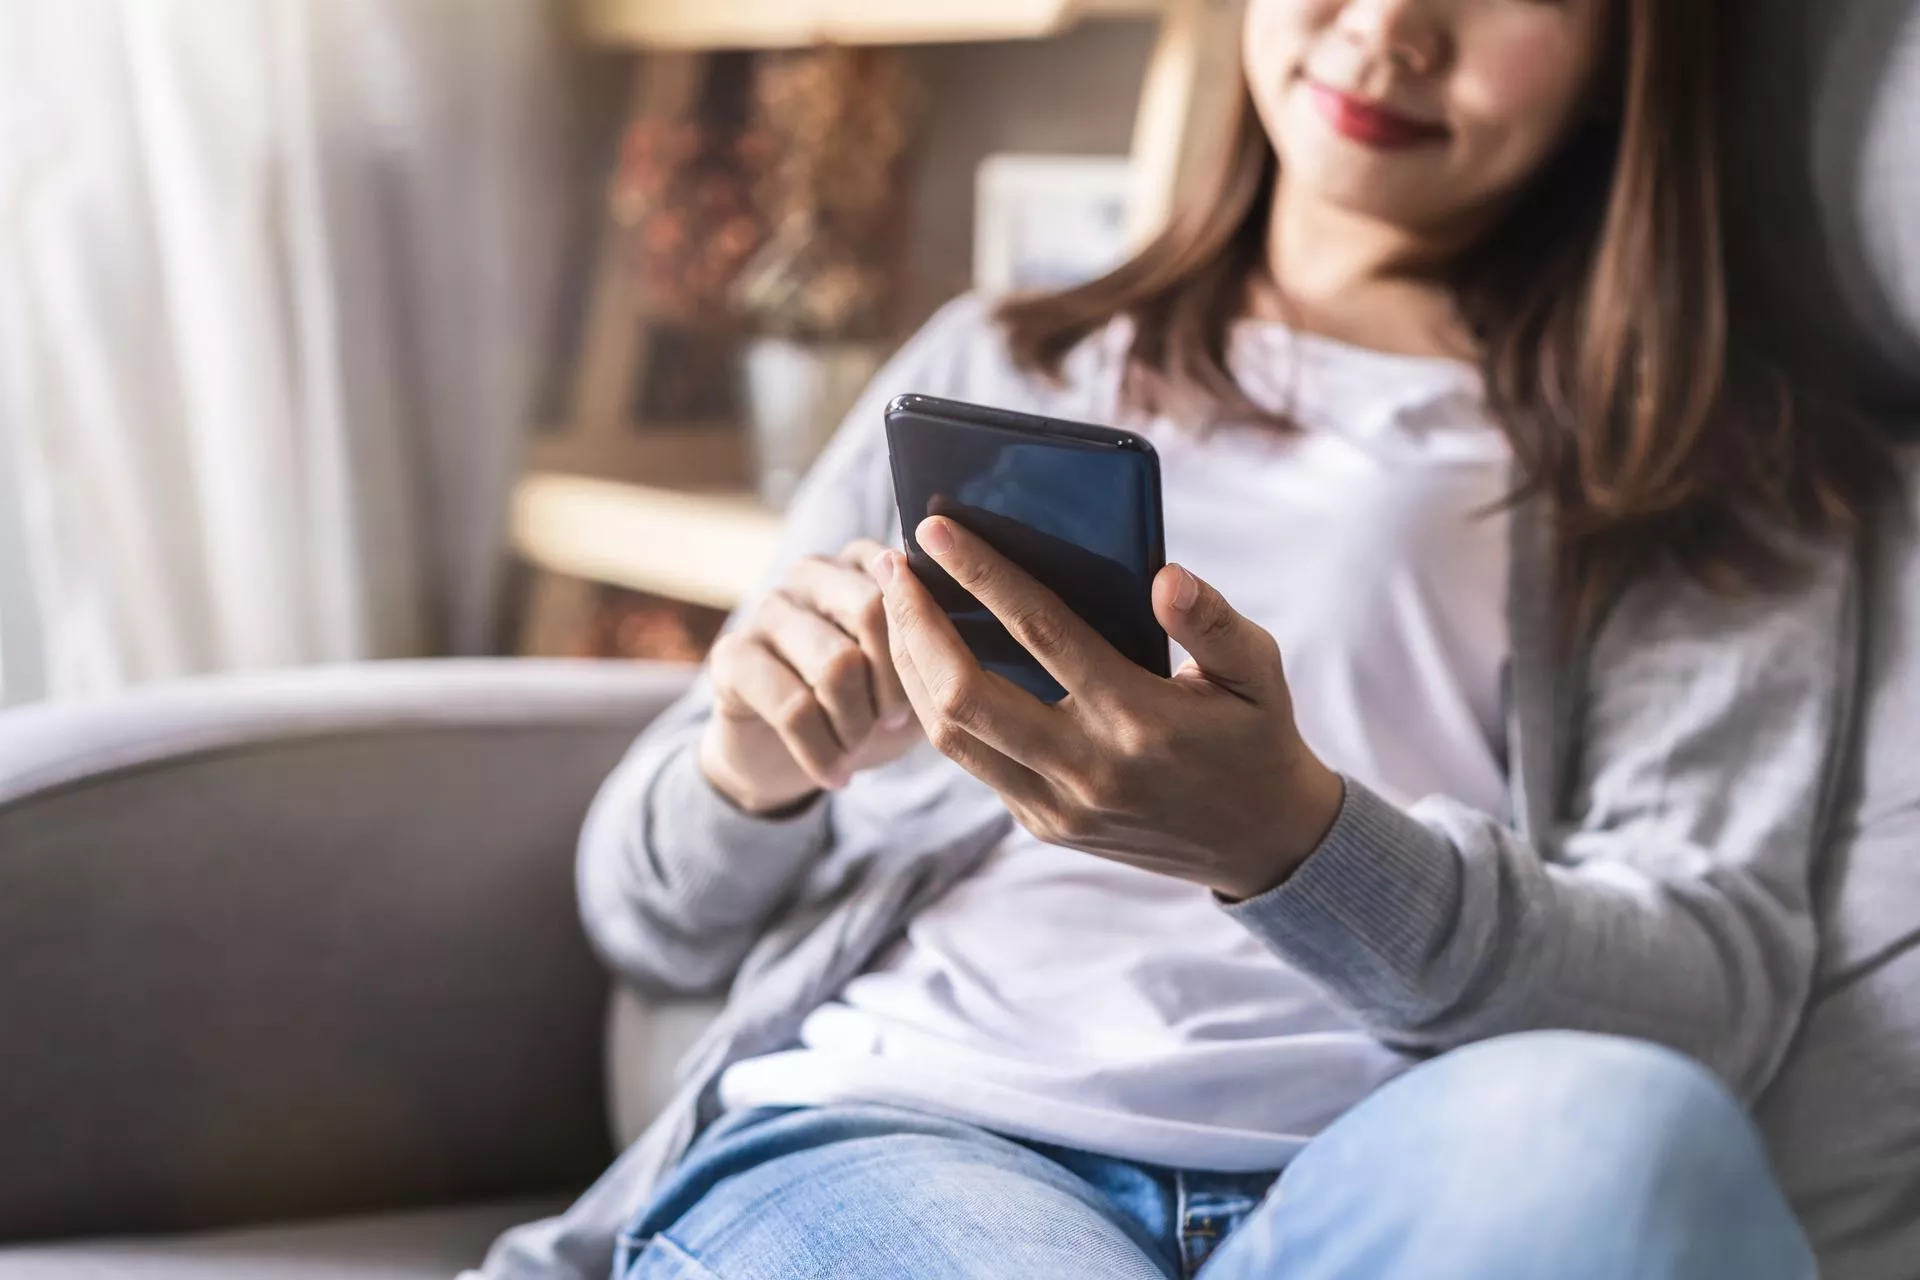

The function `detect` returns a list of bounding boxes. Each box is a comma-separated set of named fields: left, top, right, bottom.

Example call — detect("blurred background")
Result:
left=0, top=0, right=1245, bottom=707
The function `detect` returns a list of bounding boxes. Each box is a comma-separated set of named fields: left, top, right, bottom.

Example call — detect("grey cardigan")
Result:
left=473, top=296, right=1866, bottom=1280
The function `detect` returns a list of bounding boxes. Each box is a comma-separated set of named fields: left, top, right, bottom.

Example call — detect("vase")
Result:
left=740, top=337, right=887, bottom=509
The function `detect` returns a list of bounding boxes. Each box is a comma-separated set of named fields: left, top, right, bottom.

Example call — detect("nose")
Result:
left=1334, top=0, right=1449, bottom=78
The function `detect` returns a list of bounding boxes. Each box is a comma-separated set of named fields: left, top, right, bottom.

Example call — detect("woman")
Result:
left=480, top=1, right=1889, bottom=1277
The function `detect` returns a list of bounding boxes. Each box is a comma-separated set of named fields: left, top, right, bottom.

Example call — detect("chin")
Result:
left=1276, top=109, right=1455, bottom=228
left=1274, top=111, right=1428, bottom=213
left=1282, top=145, right=1451, bottom=228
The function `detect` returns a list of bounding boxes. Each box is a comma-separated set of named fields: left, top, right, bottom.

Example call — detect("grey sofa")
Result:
left=2, top=599, right=1914, bottom=1279
left=0, top=661, right=708, bottom=1278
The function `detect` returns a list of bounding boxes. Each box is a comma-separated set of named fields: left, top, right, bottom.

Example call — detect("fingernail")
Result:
left=1171, top=566, right=1200, bottom=611
left=869, top=551, right=898, bottom=588
left=917, top=518, right=953, bottom=556
left=881, top=709, right=911, bottom=731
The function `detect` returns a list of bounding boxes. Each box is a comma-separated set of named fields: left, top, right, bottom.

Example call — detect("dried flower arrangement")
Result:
left=608, top=58, right=764, bottom=323
left=730, top=47, right=920, bottom=342
left=607, top=48, right=920, bottom=341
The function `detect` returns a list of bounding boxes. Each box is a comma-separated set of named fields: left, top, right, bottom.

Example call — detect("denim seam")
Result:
left=1174, top=1169, right=1196, bottom=1280
left=647, top=1232, right=728, bottom=1280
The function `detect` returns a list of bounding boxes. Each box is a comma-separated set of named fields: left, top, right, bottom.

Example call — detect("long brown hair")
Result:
left=998, top=0, right=1888, bottom=625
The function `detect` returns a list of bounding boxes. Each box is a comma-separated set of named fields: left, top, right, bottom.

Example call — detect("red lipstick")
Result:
left=1308, top=84, right=1450, bottom=150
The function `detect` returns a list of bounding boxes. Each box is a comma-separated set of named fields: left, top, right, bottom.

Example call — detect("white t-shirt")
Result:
left=719, top=322, right=1511, bottom=1170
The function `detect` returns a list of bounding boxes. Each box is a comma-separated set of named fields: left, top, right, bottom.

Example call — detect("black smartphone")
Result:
left=884, top=393, right=1170, bottom=704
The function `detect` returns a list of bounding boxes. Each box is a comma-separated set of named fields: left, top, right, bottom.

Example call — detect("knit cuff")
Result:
left=1224, top=778, right=1462, bottom=1006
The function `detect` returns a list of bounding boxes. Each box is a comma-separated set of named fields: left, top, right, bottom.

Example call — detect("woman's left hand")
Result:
left=870, top=516, right=1347, bottom=902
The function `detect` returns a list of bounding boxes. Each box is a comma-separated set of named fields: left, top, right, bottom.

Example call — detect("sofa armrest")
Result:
left=0, top=659, right=695, bottom=1245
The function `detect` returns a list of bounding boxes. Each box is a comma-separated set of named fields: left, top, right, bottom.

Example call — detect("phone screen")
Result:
left=886, top=396, right=1169, bottom=703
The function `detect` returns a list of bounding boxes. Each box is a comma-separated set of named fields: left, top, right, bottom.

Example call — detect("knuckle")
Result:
left=1010, top=602, right=1067, bottom=654
left=948, top=550, right=993, bottom=589
left=927, top=720, right=972, bottom=759
left=774, top=691, right=820, bottom=737
left=1045, top=801, right=1091, bottom=843
left=955, top=560, right=1008, bottom=610
left=1014, top=804, right=1060, bottom=845
left=753, top=592, right=796, bottom=631
left=856, top=591, right=888, bottom=638
left=930, top=674, right=982, bottom=725
left=819, top=645, right=868, bottom=695
left=708, top=632, right=757, bottom=683
left=707, top=631, right=743, bottom=668
left=794, top=553, right=836, bottom=579
left=1198, top=601, right=1238, bottom=643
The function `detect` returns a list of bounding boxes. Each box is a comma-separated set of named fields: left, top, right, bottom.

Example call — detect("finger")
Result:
left=757, top=589, right=877, bottom=750
left=839, top=541, right=913, bottom=726
left=774, top=546, right=909, bottom=730
left=890, top=616, right=1055, bottom=808
left=914, top=516, right=1113, bottom=697
left=873, top=549, right=1070, bottom=771
left=1152, top=564, right=1281, bottom=698
left=837, top=538, right=893, bottom=570
left=709, top=632, right=850, bottom=790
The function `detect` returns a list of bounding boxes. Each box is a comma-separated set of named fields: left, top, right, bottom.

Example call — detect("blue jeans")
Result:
left=617, top=1032, right=1814, bottom=1279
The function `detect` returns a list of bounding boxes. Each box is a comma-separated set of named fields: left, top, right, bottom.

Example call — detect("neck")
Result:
left=1267, top=189, right=1420, bottom=303
left=1255, top=179, right=1479, bottom=361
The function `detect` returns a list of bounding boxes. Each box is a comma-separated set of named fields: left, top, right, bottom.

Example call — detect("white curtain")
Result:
left=0, top=0, right=579, bottom=701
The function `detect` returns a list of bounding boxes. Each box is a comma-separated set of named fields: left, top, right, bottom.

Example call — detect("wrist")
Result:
left=697, top=737, right=820, bottom=818
left=1220, top=757, right=1346, bottom=902
left=1287, top=758, right=1347, bottom=865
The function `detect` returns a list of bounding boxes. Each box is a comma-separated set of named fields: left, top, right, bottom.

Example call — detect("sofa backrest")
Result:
left=1725, top=0, right=1920, bottom=419
left=1724, top=8, right=1920, bottom=1273
left=1761, top=459, right=1920, bottom=1280
left=0, top=661, right=689, bottom=1242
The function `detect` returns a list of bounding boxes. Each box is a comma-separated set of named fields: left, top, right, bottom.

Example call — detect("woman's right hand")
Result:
left=698, top=538, right=922, bottom=815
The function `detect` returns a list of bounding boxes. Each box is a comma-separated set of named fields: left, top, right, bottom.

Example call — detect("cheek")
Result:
left=1452, top=25, right=1600, bottom=176
left=1244, top=0, right=1340, bottom=163
left=1242, top=0, right=1334, bottom=108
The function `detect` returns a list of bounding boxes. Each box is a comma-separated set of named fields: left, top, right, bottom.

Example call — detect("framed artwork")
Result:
left=974, top=153, right=1136, bottom=296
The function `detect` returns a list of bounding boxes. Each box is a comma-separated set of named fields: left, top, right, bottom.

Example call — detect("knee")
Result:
left=1378, top=1033, right=1781, bottom=1226
left=1420, top=1034, right=1749, bottom=1160
left=1255, top=1034, right=1813, bottom=1280
left=1427, top=1032, right=1746, bottom=1157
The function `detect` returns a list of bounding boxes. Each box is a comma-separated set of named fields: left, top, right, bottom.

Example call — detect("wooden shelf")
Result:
left=516, top=0, right=1243, bottom=651
left=524, top=422, right=752, bottom=490
left=579, top=0, right=1164, bottom=50
left=511, top=473, right=782, bottom=611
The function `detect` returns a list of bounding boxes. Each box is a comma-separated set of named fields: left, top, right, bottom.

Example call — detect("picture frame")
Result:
left=973, top=153, right=1136, bottom=296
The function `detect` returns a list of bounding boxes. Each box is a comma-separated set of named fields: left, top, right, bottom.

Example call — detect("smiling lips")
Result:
left=1308, top=83, right=1451, bottom=149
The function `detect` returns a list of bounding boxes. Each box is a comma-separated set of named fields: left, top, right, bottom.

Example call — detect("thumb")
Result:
left=1153, top=565, right=1279, bottom=696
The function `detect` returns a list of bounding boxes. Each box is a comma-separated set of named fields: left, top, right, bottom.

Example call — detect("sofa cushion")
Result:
left=1813, top=454, right=1920, bottom=984
left=1764, top=951, right=1920, bottom=1280
left=605, top=986, right=726, bottom=1152
left=0, top=1197, right=569, bottom=1280
left=1758, top=452, right=1920, bottom=1280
